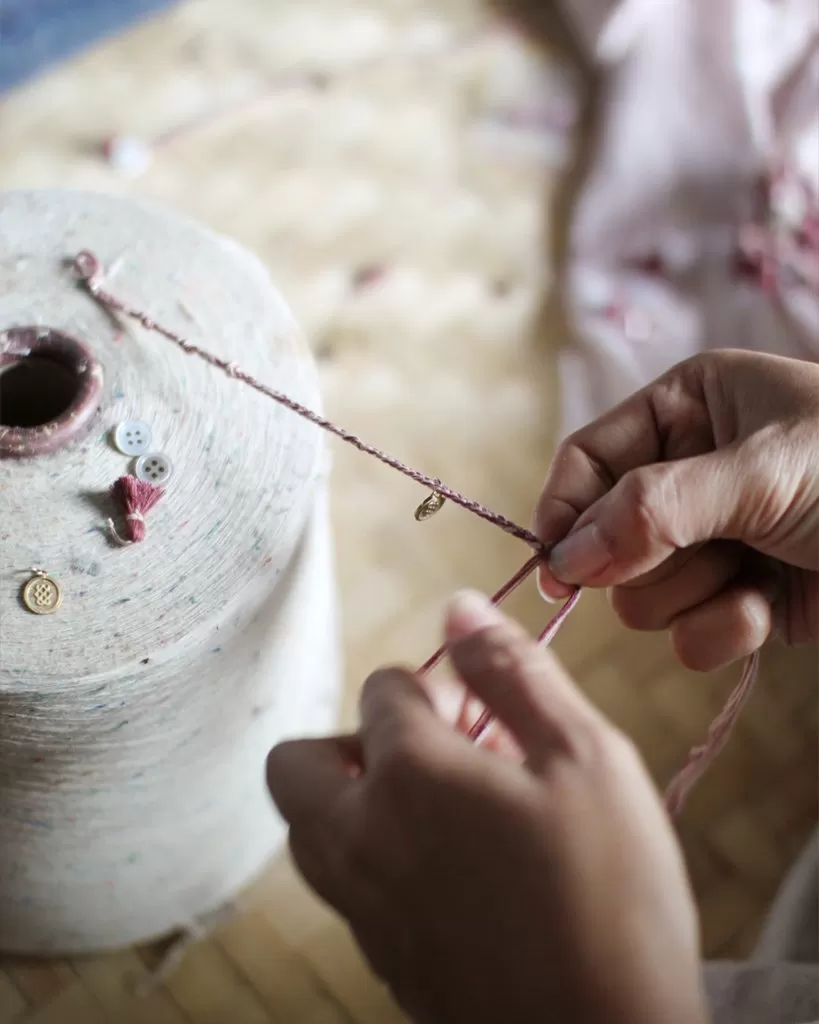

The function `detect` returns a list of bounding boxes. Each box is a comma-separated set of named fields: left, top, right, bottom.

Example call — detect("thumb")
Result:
left=548, top=446, right=749, bottom=587
left=445, top=590, right=604, bottom=766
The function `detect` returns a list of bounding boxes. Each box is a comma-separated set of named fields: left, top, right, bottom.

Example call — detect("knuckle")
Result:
left=483, top=628, right=532, bottom=678
left=617, top=466, right=680, bottom=551
left=609, top=586, right=656, bottom=630
left=372, top=729, right=430, bottom=790
left=562, top=431, right=615, bottom=491
left=481, top=629, right=559, bottom=705
left=620, top=470, right=660, bottom=539
left=361, top=666, right=405, bottom=704
left=671, top=593, right=771, bottom=672
left=566, top=714, right=636, bottom=777
left=590, top=727, right=644, bottom=790
left=670, top=624, right=717, bottom=672
left=343, top=819, right=379, bottom=879
left=550, top=433, right=613, bottom=501
left=735, top=592, right=772, bottom=648
left=604, top=725, right=642, bottom=771
left=456, top=626, right=533, bottom=686
left=554, top=434, right=579, bottom=467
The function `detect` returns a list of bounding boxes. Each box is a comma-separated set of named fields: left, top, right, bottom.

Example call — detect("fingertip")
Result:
left=359, top=666, right=436, bottom=742
left=537, top=564, right=573, bottom=603
left=363, top=665, right=406, bottom=688
left=265, top=736, right=359, bottom=827
left=360, top=665, right=421, bottom=707
left=445, top=601, right=595, bottom=761
left=266, top=738, right=295, bottom=785
left=669, top=586, right=772, bottom=673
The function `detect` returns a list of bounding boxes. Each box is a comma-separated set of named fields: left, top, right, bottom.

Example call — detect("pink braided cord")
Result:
left=74, top=252, right=545, bottom=555
left=664, top=650, right=760, bottom=816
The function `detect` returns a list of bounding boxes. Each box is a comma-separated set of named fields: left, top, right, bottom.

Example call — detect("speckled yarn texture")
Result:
left=0, top=190, right=341, bottom=954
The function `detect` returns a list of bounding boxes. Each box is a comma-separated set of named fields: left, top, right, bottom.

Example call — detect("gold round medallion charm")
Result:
left=414, top=490, right=446, bottom=522
left=22, top=572, right=63, bottom=615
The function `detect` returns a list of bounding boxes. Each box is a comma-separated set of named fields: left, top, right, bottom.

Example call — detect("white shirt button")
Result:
left=135, top=453, right=173, bottom=486
left=114, top=420, right=153, bottom=456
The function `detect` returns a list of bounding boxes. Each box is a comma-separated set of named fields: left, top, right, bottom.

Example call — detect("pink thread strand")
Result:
left=72, top=250, right=760, bottom=816
left=417, top=555, right=542, bottom=675
left=73, top=252, right=545, bottom=556
left=664, top=650, right=760, bottom=816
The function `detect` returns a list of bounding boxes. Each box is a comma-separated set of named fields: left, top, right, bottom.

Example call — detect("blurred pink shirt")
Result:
left=555, top=0, right=819, bottom=436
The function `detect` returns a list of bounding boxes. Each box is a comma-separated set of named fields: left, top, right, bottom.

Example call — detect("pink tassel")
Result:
left=108, top=474, right=164, bottom=545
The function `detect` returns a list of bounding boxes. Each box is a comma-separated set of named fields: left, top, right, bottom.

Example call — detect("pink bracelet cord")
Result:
left=73, top=250, right=759, bottom=816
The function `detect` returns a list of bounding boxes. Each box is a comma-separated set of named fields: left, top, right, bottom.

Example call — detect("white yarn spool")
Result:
left=0, top=190, right=341, bottom=954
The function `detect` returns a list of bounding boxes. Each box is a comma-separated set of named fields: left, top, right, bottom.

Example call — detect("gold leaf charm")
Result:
left=414, top=491, right=446, bottom=522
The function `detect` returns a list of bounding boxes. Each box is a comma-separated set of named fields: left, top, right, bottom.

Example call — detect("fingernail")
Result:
left=536, top=575, right=556, bottom=604
left=549, top=522, right=611, bottom=582
left=537, top=565, right=573, bottom=603
left=446, top=590, right=506, bottom=640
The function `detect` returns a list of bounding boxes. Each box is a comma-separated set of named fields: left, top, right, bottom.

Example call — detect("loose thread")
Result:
left=73, top=251, right=760, bottom=816
left=133, top=929, right=203, bottom=997
left=417, top=555, right=543, bottom=675
left=664, top=650, right=760, bottom=816
left=107, top=514, right=142, bottom=547
left=134, top=900, right=240, bottom=995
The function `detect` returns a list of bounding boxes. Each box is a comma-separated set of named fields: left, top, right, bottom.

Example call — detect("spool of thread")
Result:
left=0, top=190, right=341, bottom=954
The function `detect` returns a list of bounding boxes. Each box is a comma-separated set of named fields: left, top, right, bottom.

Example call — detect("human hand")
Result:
left=267, top=591, right=708, bottom=1024
left=536, top=350, right=819, bottom=670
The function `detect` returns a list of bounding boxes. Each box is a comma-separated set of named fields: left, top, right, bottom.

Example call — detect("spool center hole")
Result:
left=0, top=357, right=80, bottom=428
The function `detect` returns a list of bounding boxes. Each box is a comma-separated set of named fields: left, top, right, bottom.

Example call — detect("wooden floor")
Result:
left=1, top=1, right=816, bottom=1020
